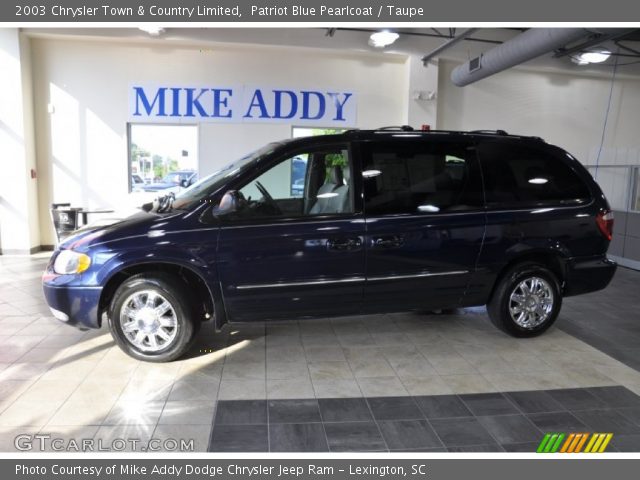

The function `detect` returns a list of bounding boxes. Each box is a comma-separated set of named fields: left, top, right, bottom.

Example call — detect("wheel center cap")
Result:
left=136, top=308, right=159, bottom=333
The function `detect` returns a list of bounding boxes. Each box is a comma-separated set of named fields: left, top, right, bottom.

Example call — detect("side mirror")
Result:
left=180, top=179, right=189, bottom=188
left=214, top=190, right=240, bottom=215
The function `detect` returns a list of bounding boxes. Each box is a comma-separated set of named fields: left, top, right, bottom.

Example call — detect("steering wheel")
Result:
left=255, top=181, right=281, bottom=214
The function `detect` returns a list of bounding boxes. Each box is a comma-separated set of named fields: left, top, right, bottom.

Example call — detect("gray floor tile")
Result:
left=447, top=444, right=504, bottom=452
left=268, top=399, right=321, bottom=424
left=269, top=423, right=329, bottom=452
left=377, top=419, right=443, bottom=450
left=586, top=386, right=640, bottom=408
left=366, top=396, right=423, bottom=421
left=477, top=414, right=541, bottom=444
left=414, top=394, right=473, bottom=419
left=526, top=411, right=588, bottom=432
left=546, top=388, right=606, bottom=410
left=209, top=424, right=268, bottom=452
left=616, top=407, right=640, bottom=426
left=459, top=392, right=519, bottom=416
left=214, top=400, right=267, bottom=425
left=318, top=398, right=373, bottom=423
left=429, top=417, right=495, bottom=447
left=502, top=442, right=540, bottom=452
left=610, top=434, right=640, bottom=452
left=324, top=422, right=387, bottom=452
left=572, top=409, right=640, bottom=435
left=505, top=390, right=566, bottom=414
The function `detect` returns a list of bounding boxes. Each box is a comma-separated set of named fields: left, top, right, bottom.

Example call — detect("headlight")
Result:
left=53, top=250, right=91, bottom=275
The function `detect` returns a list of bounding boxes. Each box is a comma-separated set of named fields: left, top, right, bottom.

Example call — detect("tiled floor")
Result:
left=208, top=387, right=640, bottom=452
left=1, top=254, right=640, bottom=452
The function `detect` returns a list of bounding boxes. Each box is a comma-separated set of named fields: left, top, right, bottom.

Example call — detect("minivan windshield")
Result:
left=170, top=143, right=281, bottom=211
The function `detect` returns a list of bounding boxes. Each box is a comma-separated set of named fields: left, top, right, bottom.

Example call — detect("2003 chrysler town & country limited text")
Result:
left=42, top=128, right=617, bottom=362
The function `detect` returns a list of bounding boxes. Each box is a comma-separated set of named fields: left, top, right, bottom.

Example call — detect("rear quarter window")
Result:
left=477, top=140, right=591, bottom=209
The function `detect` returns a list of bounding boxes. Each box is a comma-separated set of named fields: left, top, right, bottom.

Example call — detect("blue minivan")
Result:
left=43, top=128, right=616, bottom=362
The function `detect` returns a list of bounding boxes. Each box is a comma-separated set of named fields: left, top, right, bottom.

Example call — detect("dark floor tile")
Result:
left=505, top=391, right=565, bottom=414
left=414, top=394, right=473, bottom=419
left=269, top=423, right=328, bottom=452
left=447, top=444, right=504, bottom=452
left=366, top=396, right=423, bottom=421
left=214, top=400, right=267, bottom=425
left=527, top=411, right=588, bottom=432
left=268, top=399, right=321, bottom=424
left=477, top=414, right=541, bottom=444
left=502, top=442, right=541, bottom=452
left=586, top=386, right=640, bottom=408
left=209, top=424, right=268, bottom=452
left=318, top=398, right=373, bottom=422
left=391, top=447, right=448, bottom=452
left=377, top=419, right=443, bottom=450
left=429, top=417, right=495, bottom=447
left=572, top=409, right=640, bottom=435
left=459, top=393, right=519, bottom=416
left=610, top=434, right=640, bottom=452
left=616, top=407, right=640, bottom=426
left=324, top=422, right=387, bottom=452
left=546, top=388, right=606, bottom=410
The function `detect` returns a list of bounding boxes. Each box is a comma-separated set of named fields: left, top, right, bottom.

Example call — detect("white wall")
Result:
left=31, top=38, right=407, bottom=246
left=437, top=59, right=640, bottom=166
left=0, top=29, right=39, bottom=253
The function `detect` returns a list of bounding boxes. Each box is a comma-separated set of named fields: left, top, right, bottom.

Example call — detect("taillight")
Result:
left=596, top=210, right=614, bottom=241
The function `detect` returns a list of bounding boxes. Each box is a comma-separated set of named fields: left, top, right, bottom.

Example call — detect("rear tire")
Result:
left=487, top=263, right=562, bottom=337
left=108, top=273, right=200, bottom=362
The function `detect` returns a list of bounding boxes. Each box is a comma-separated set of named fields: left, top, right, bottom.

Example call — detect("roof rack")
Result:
left=470, top=129, right=509, bottom=136
left=377, top=125, right=415, bottom=132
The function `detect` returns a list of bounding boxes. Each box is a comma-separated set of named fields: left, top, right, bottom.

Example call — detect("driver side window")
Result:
left=236, top=145, right=353, bottom=219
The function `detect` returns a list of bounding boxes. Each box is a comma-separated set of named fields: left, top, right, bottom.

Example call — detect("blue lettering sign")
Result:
left=212, top=89, right=233, bottom=118
left=244, top=89, right=271, bottom=118
left=273, top=90, right=298, bottom=119
left=300, top=91, right=325, bottom=120
left=133, top=86, right=167, bottom=117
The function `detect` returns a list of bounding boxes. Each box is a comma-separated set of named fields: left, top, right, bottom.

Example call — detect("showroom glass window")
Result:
left=234, top=145, right=354, bottom=219
left=477, top=140, right=591, bottom=208
left=361, top=139, right=483, bottom=215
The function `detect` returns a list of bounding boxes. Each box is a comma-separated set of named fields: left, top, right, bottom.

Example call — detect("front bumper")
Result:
left=564, top=255, right=617, bottom=297
left=42, top=282, right=103, bottom=329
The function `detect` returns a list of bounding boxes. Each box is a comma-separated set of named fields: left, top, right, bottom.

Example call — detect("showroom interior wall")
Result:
left=0, top=29, right=39, bottom=254
left=29, top=36, right=408, bottom=247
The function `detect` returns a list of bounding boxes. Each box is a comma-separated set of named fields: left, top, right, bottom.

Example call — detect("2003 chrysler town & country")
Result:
left=42, top=128, right=617, bottom=362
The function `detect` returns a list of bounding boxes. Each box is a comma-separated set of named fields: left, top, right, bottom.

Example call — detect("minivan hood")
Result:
left=59, top=209, right=182, bottom=251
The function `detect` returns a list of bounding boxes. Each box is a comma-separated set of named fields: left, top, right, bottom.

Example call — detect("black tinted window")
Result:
left=478, top=140, right=591, bottom=208
left=362, top=140, right=482, bottom=215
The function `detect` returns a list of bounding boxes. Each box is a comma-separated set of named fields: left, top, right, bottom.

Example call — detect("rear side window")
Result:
left=362, top=140, right=483, bottom=215
left=477, top=140, right=591, bottom=208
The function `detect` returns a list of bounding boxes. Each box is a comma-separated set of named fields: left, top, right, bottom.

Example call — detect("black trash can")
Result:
left=50, top=203, right=82, bottom=243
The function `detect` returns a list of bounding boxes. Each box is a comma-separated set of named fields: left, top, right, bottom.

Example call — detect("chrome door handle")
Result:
left=373, top=236, right=404, bottom=248
left=327, top=237, right=362, bottom=251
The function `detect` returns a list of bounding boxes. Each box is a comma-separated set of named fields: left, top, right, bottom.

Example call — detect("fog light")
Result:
left=50, top=307, right=69, bottom=322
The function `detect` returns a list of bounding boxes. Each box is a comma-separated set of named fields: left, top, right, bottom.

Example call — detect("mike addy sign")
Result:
left=129, top=84, right=356, bottom=127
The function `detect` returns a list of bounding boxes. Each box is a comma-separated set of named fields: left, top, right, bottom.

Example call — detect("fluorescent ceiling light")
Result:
left=139, top=26, right=165, bottom=36
left=573, top=49, right=611, bottom=65
left=369, top=31, right=399, bottom=48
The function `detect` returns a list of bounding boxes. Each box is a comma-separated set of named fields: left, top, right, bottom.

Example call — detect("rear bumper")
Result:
left=42, top=283, right=103, bottom=329
left=564, top=255, right=617, bottom=297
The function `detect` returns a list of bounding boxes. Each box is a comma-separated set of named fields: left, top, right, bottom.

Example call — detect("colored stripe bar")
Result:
left=584, top=433, right=599, bottom=453
left=551, top=433, right=565, bottom=453
left=537, top=433, right=552, bottom=453
left=560, top=433, right=575, bottom=453
left=574, top=433, right=589, bottom=453
left=598, top=434, right=613, bottom=453
left=567, top=433, right=583, bottom=453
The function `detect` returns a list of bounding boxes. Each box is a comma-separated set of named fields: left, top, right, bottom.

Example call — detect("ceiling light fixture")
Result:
left=368, top=31, right=399, bottom=48
left=139, top=26, right=165, bottom=36
left=573, top=48, right=611, bottom=65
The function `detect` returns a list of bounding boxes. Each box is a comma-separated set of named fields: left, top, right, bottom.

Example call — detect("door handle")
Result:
left=373, top=235, right=404, bottom=249
left=327, top=237, right=362, bottom=251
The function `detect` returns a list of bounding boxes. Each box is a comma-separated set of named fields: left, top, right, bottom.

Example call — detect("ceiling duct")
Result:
left=451, top=28, right=589, bottom=87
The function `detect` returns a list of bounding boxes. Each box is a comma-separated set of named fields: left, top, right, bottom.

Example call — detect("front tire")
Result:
left=487, top=263, right=562, bottom=337
left=108, top=273, right=199, bottom=362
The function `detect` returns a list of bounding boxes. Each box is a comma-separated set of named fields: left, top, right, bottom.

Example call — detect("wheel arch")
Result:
left=98, top=261, right=222, bottom=328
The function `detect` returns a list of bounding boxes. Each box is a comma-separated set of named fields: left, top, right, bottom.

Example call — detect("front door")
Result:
left=216, top=143, right=366, bottom=321
left=360, top=137, right=486, bottom=312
